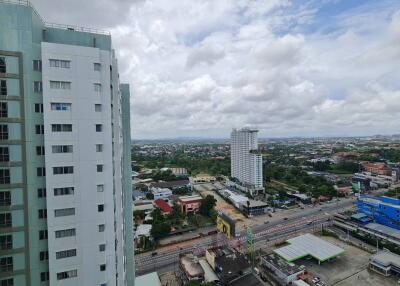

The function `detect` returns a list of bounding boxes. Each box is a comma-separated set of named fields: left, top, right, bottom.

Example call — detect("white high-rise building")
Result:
left=230, top=128, right=263, bottom=195
left=0, top=1, right=134, bottom=286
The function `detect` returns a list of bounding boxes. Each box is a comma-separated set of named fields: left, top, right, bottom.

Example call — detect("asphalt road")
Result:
left=135, top=197, right=356, bottom=276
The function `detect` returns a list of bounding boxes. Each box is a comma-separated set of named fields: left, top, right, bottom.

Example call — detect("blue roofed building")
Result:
left=356, top=196, right=400, bottom=230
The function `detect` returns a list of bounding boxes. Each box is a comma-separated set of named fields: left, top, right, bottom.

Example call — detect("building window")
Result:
left=40, top=272, right=50, bottom=282
left=53, top=166, right=74, bottom=175
left=0, top=125, right=8, bottom=139
left=36, top=146, right=45, bottom=156
left=51, top=102, right=71, bottom=111
left=95, top=104, right=102, bottom=112
left=39, top=230, right=48, bottom=240
left=96, top=144, right=103, bottom=152
left=96, top=124, right=102, bottom=132
left=100, top=264, right=106, bottom=272
left=34, top=103, right=43, bottom=113
left=98, top=224, right=105, bottom=232
left=52, top=145, right=73, bottom=153
left=51, top=124, right=72, bottom=132
left=96, top=164, right=103, bottom=172
left=54, top=187, right=74, bottom=196
left=0, top=147, right=9, bottom=162
left=38, top=209, right=47, bottom=219
left=98, top=204, right=104, bottom=212
left=56, top=249, right=77, bottom=259
left=35, top=124, right=44, bottom=134
left=37, top=188, right=46, bottom=198
left=0, top=57, right=5, bottom=73
left=0, top=279, right=14, bottom=286
left=39, top=251, right=49, bottom=261
left=50, top=81, right=71, bottom=90
left=0, top=169, right=10, bottom=184
left=33, top=81, right=42, bottom=93
left=0, top=80, right=7, bottom=96
left=0, top=191, right=11, bottom=206
left=57, top=269, right=77, bottom=280
left=54, top=208, right=75, bottom=217
left=94, top=83, right=102, bottom=92
left=0, top=256, right=13, bottom=272
left=37, top=167, right=46, bottom=177
left=99, top=244, right=106, bottom=252
left=55, top=228, right=76, bottom=238
left=97, top=184, right=104, bottom=192
left=49, top=59, right=71, bottom=68
left=0, top=102, right=7, bottom=117
left=0, top=235, right=12, bottom=250
left=94, top=63, right=101, bottom=71
left=0, top=213, right=11, bottom=228
left=33, top=59, right=42, bottom=71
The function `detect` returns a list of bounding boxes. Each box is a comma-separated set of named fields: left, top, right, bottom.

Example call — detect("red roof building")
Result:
left=154, top=199, right=173, bottom=214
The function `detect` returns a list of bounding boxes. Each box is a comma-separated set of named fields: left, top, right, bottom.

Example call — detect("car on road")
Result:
left=264, top=221, right=270, bottom=224
left=283, top=217, right=288, bottom=220
left=307, top=220, right=313, bottom=225
left=151, top=252, right=158, bottom=257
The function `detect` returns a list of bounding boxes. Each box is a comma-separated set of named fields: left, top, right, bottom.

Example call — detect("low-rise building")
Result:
left=370, top=251, right=400, bottom=276
left=135, top=272, right=162, bottom=286
left=206, top=247, right=252, bottom=285
left=261, top=254, right=306, bottom=285
left=151, top=179, right=190, bottom=190
left=288, top=193, right=312, bottom=204
left=180, top=254, right=204, bottom=282
left=151, top=187, right=173, bottom=200
left=357, top=196, right=400, bottom=230
left=135, top=224, right=152, bottom=240
left=133, top=200, right=154, bottom=214
left=218, top=189, right=248, bottom=208
left=177, top=195, right=203, bottom=214
left=361, top=161, right=392, bottom=176
left=241, top=199, right=270, bottom=217
left=154, top=199, right=173, bottom=215
left=190, top=173, right=217, bottom=184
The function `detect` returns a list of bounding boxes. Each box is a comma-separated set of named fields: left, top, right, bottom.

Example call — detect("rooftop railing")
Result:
left=1, top=0, right=110, bottom=36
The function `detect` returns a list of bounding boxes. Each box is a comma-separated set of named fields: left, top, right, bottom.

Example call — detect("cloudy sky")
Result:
left=32, top=0, right=400, bottom=139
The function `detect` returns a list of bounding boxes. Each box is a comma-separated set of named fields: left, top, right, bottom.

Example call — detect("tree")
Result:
left=150, top=222, right=171, bottom=240
left=199, top=195, right=217, bottom=217
left=133, top=210, right=146, bottom=220
left=151, top=208, right=164, bottom=224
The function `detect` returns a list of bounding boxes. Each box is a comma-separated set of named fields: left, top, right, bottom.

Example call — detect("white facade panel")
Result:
left=42, top=42, right=126, bottom=286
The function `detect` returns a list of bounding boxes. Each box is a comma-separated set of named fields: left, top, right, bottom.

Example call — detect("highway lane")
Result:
left=135, top=197, right=355, bottom=275
left=136, top=217, right=332, bottom=275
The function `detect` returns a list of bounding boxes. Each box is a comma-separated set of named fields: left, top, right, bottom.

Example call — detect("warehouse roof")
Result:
left=274, top=233, right=345, bottom=262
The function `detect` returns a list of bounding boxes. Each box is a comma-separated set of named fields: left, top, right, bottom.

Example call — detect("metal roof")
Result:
left=274, top=233, right=345, bottom=262
left=365, top=223, right=400, bottom=240
left=371, top=251, right=400, bottom=269
left=135, top=272, right=161, bottom=286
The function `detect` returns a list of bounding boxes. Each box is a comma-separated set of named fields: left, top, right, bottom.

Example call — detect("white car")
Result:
left=312, top=277, right=320, bottom=283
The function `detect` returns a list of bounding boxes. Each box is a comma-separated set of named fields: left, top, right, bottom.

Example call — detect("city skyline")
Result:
left=29, top=0, right=400, bottom=139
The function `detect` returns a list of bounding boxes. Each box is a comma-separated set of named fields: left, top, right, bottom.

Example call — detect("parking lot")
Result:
left=297, top=236, right=398, bottom=286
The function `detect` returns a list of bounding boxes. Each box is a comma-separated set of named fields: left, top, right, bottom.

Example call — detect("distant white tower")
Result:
left=230, top=128, right=263, bottom=195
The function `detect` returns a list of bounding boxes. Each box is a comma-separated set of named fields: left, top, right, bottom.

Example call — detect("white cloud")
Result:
left=31, top=0, right=400, bottom=138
